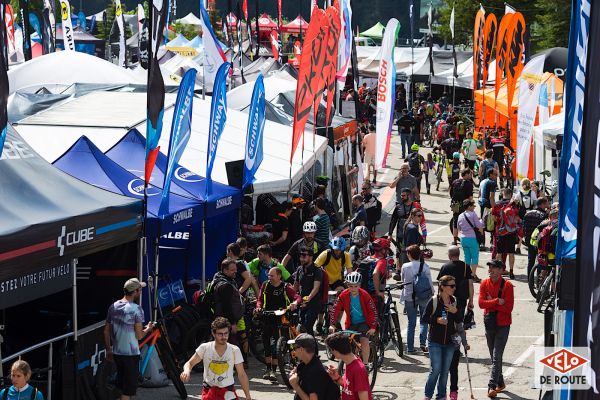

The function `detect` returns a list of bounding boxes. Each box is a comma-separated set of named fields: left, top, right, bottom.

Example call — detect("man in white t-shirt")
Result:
left=181, top=317, right=252, bottom=400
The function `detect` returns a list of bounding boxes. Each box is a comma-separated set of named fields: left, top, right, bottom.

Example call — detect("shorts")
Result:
left=497, top=233, right=517, bottom=254
left=329, top=280, right=346, bottom=291
left=202, top=384, right=238, bottom=400
left=461, top=237, right=480, bottom=265
left=464, top=159, right=476, bottom=170
left=364, top=153, right=375, bottom=166
left=114, top=354, right=140, bottom=396
left=348, top=322, right=370, bottom=338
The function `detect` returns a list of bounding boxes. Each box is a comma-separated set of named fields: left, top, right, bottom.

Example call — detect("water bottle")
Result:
left=441, top=310, right=448, bottom=323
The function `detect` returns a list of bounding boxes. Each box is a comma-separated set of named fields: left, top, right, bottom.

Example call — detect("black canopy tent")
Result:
left=0, top=126, right=143, bottom=310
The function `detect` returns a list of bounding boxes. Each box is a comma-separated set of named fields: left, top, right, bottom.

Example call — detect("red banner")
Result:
left=5, top=5, right=14, bottom=53
left=322, top=3, right=341, bottom=127
left=482, top=13, right=497, bottom=88
left=270, top=30, right=279, bottom=60
left=291, top=7, right=329, bottom=161
left=473, top=9, right=485, bottom=91
left=495, top=14, right=514, bottom=100
left=505, top=12, right=526, bottom=114
left=242, top=0, right=248, bottom=20
left=278, top=0, right=282, bottom=29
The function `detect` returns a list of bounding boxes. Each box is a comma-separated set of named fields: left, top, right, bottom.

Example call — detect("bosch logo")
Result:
left=57, top=225, right=94, bottom=256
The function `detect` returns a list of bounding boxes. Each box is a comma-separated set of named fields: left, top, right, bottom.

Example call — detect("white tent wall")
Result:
left=13, top=91, right=327, bottom=194
left=227, top=74, right=297, bottom=110
left=533, top=111, right=564, bottom=181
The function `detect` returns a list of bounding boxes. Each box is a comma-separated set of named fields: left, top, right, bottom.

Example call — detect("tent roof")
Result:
left=360, top=22, right=385, bottom=39
left=189, top=35, right=203, bottom=49
left=0, top=126, right=142, bottom=309
left=14, top=91, right=327, bottom=194
left=257, top=13, right=278, bottom=30
left=177, top=12, right=203, bottom=26
left=281, top=15, right=308, bottom=34
left=228, top=71, right=297, bottom=110
left=7, top=51, right=144, bottom=94
left=53, top=136, right=205, bottom=234
left=55, top=27, right=105, bottom=42
left=166, top=33, right=192, bottom=48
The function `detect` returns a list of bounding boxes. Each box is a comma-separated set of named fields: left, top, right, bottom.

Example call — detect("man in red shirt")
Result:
left=325, top=331, right=373, bottom=400
left=478, top=260, right=514, bottom=398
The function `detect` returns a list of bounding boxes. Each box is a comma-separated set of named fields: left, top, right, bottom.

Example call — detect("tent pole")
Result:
left=202, top=220, right=206, bottom=289
left=72, top=258, right=79, bottom=400
left=138, top=237, right=145, bottom=305
left=153, top=236, right=160, bottom=321
left=202, top=63, right=206, bottom=100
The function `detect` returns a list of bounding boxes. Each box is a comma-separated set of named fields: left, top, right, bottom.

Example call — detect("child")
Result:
left=0, top=360, right=45, bottom=400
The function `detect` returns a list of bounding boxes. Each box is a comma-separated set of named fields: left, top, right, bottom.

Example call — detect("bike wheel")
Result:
left=248, top=320, right=266, bottom=365
left=528, top=265, right=542, bottom=299
left=536, top=275, right=553, bottom=314
left=390, top=312, right=404, bottom=357
left=182, top=320, right=212, bottom=372
left=369, top=340, right=381, bottom=389
left=156, top=338, right=187, bottom=399
left=276, top=336, right=295, bottom=389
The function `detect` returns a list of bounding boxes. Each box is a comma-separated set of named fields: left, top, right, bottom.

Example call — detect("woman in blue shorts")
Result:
left=457, top=200, right=484, bottom=282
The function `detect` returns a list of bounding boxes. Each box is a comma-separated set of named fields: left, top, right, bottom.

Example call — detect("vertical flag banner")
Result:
left=242, top=0, right=248, bottom=20
left=138, top=3, right=149, bottom=69
left=200, top=0, right=227, bottom=85
left=290, top=7, right=328, bottom=161
left=270, top=30, right=280, bottom=61
left=243, top=74, right=266, bottom=189
left=495, top=13, right=514, bottom=100
left=277, top=0, right=282, bottom=31
left=145, top=0, right=168, bottom=183
left=375, top=18, right=400, bottom=169
left=206, top=62, right=231, bottom=197
left=29, top=11, right=41, bottom=41
left=0, top=8, right=7, bottom=158
left=158, top=68, right=197, bottom=216
left=538, top=82, right=549, bottom=125
left=336, top=0, right=352, bottom=87
left=77, top=11, right=86, bottom=30
left=311, top=9, right=332, bottom=127
left=323, top=4, right=340, bottom=127
left=427, top=3, right=434, bottom=76
left=5, top=5, right=15, bottom=55
left=505, top=12, right=526, bottom=114
left=576, top=0, right=600, bottom=395
left=549, top=78, right=556, bottom=114
left=115, top=0, right=127, bottom=67
left=42, top=0, right=55, bottom=48
left=41, top=2, right=55, bottom=54
left=450, top=6, right=456, bottom=77
left=60, top=0, right=75, bottom=51
left=473, top=7, right=485, bottom=91
left=222, top=16, right=230, bottom=46
left=19, top=0, right=32, bottom=60
left=516, top=54, right=544, bottom=180
left=246, top=20, right=253, bottom=52
left=482, top=13, right=497, bottom=88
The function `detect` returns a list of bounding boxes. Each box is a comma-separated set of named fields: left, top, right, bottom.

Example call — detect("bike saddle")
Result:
left=540, top=170, right=552, bottom=177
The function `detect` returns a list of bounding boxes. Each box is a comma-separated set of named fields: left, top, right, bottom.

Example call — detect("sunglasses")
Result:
left=299, top=253, right=311, bottom=258
left=444, top=284, right=456, bottom=288
left=415, top=214, right=423, bottom=217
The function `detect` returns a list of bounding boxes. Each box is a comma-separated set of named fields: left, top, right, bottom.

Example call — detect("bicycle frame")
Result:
left=139, top=325, right=162, bottom=376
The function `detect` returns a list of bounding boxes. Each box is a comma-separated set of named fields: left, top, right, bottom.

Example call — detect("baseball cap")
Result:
left=486, top=260, right=505, bottom=270
left=124, top=278, right=146, bottom=292
left=287, top=333, right=317, bottom=353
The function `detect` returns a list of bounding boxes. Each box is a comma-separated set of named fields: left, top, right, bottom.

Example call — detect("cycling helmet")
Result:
left=345, top=271, right=362, bottom=285
left=303, top=221, right=317, bottom=233
left=330, top=237, right=347, bottom=251
left=463, top=309, right=475, bottom=330
left=422, top=247, right=433, bottom=260
left=351, top=226, right=370, bottom=244
left=372, top=238, right=391, bottom=252
left=411, top=143, right=420, bottom=151
left=452, top=152, right=460, bottom=159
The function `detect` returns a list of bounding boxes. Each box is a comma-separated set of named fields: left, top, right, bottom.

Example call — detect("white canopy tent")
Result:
left=227, top=72, right=297, bottom=110
left=430, top=57, right=496, bottom=89
left=533, top=111, right=564, bottom=179
left=177, top=12, right=203, bottom=26
left=7, top=51, right=145, bottom=94
left=14, top=91, right=327, bottom=194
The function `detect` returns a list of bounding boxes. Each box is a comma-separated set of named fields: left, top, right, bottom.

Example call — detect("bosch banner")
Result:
left=159, top=68, right=197, bottom=217
left=243, top=75, right=266, bottom=189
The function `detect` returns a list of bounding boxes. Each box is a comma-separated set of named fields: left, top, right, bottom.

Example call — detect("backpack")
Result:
left=481, top=159, right=496, bottom=178
left=451, top=179, right=467, bottom=203
left=537, top=222, right=557, bottom=256
left=193, top=280, right=217, bottom=317
left=407, top=153, right=422, bottom=176
left=323, top=249, right=348, bottom=274
left=518, top=191, right=532, bottom=218
left=1, top=387, right=38, bottom=400
left=413, top=261, right=433, bottom=301
left=357, top=258, right=377, bottom=293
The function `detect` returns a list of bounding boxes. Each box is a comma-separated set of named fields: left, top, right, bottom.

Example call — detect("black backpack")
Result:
left=407, top=153, right=421, bottom=176
left=451, top=179, right=467, bottom=202
left=2, top=387, right=38, bottom=400
left=357, top=258, right=377, bottom=293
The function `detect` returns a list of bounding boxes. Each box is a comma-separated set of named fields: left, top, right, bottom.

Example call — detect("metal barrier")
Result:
left=0, top=321, right=104, bottom=400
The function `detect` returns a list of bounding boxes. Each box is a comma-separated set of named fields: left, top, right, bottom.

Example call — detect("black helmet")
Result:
left=463, top=309, right=475, bottom=330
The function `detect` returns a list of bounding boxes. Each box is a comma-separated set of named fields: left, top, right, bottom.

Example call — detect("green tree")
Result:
left=531, top=0, right=570, bottom=50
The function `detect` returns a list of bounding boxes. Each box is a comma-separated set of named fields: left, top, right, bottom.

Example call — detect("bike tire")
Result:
left=370, top=340, right=381, bottom=389
left=277, top=336, right=294, bottom=389
left=248, top=321, right=266, bottom=365
left=536, top=275, right=553, bottom=314
left=390, top=312, right=404, bottom=357
left=182, top=320, right=212, bottom=371
left=528, top=265, right=542, bottom=299
left=156, top=338, right=187, bottom=399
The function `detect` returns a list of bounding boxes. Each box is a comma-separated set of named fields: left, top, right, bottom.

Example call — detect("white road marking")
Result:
left=504, top=334, right=545, bottom=378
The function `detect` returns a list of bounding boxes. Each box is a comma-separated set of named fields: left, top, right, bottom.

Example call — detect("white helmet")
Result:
left=303, top=221, right=317, bottom=233
left=351, top=226, right=370, bottom=244
left=345, top=271, right=362, bottom=285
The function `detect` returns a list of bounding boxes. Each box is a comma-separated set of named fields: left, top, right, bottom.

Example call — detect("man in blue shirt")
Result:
left=349, top=194, right=368, bottom=232
left=478, top=169, right=498, bottom=250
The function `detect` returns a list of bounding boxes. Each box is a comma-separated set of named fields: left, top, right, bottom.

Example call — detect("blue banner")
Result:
left=206, top=62, right=231, bottom=197
left=78, top=11, right=86, bottom=31
left=89, top=15, right=97, bottom=32
left=242, top=74, right=266, bottom=189
left=556, top=0, right=590, bottom=261
left=158, top=68, right=197, bottom=217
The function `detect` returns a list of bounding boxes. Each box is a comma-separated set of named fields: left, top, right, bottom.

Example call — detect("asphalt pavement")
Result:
left=139, top=130, right=544, bottom=399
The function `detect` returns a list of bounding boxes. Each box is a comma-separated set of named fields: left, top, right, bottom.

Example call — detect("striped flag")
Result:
left=200, top=0, right=227, bottom=84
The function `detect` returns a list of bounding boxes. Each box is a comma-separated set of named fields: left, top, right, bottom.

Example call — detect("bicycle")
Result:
left=539, top=170, right=558, bottom=201
left=376, top=283, right=405, bottom=363
left=257, top=306, right=301, bottom=389
left=139, top=306, right=187, bottom=399
left=245, top=294, right=267, bottom=365
left=528, top=263, right=546, bottom=299
left=536, top=265, right=556, bottom=314
left=335, top=330, right=380, bottom=390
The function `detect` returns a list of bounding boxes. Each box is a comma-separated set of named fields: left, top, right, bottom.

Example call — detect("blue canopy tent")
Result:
left=104, top=129, right=242, bottom=285
left=52, top=136, right=205, bottom=312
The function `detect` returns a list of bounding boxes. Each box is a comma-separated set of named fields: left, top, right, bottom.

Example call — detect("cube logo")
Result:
left=539, top=349, right=589, bottom=374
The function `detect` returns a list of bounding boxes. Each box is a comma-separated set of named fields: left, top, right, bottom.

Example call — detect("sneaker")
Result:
left=268, top=370, right=278, bottom=382
left=496, top=383, right=506, bottom=392
left=262, top=370, right=272, bottom=380
left=450, top=392, right=458, bottom=400
left=406, top=348, right=417, bottom=354
left=509, top=271, right=515, bottom=280
left=487, top=388, right=498, bottom=398
left=420, top=345, right=429, bottom=354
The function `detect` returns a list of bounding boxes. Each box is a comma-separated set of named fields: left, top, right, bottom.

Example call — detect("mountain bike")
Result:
left=536, top=265, right=556, bottom=314
left=376, top=283, right=405, bottom=363
left=139, top=306, right=187, bottom=399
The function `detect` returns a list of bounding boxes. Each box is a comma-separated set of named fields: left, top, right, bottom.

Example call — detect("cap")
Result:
left=281, top=201, right=294, bottom=210
left=287, top=333, right=317, bottom=353
left=486, top=260, right=505, bottom=270
left=124, top=278, right=146, bottom=292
